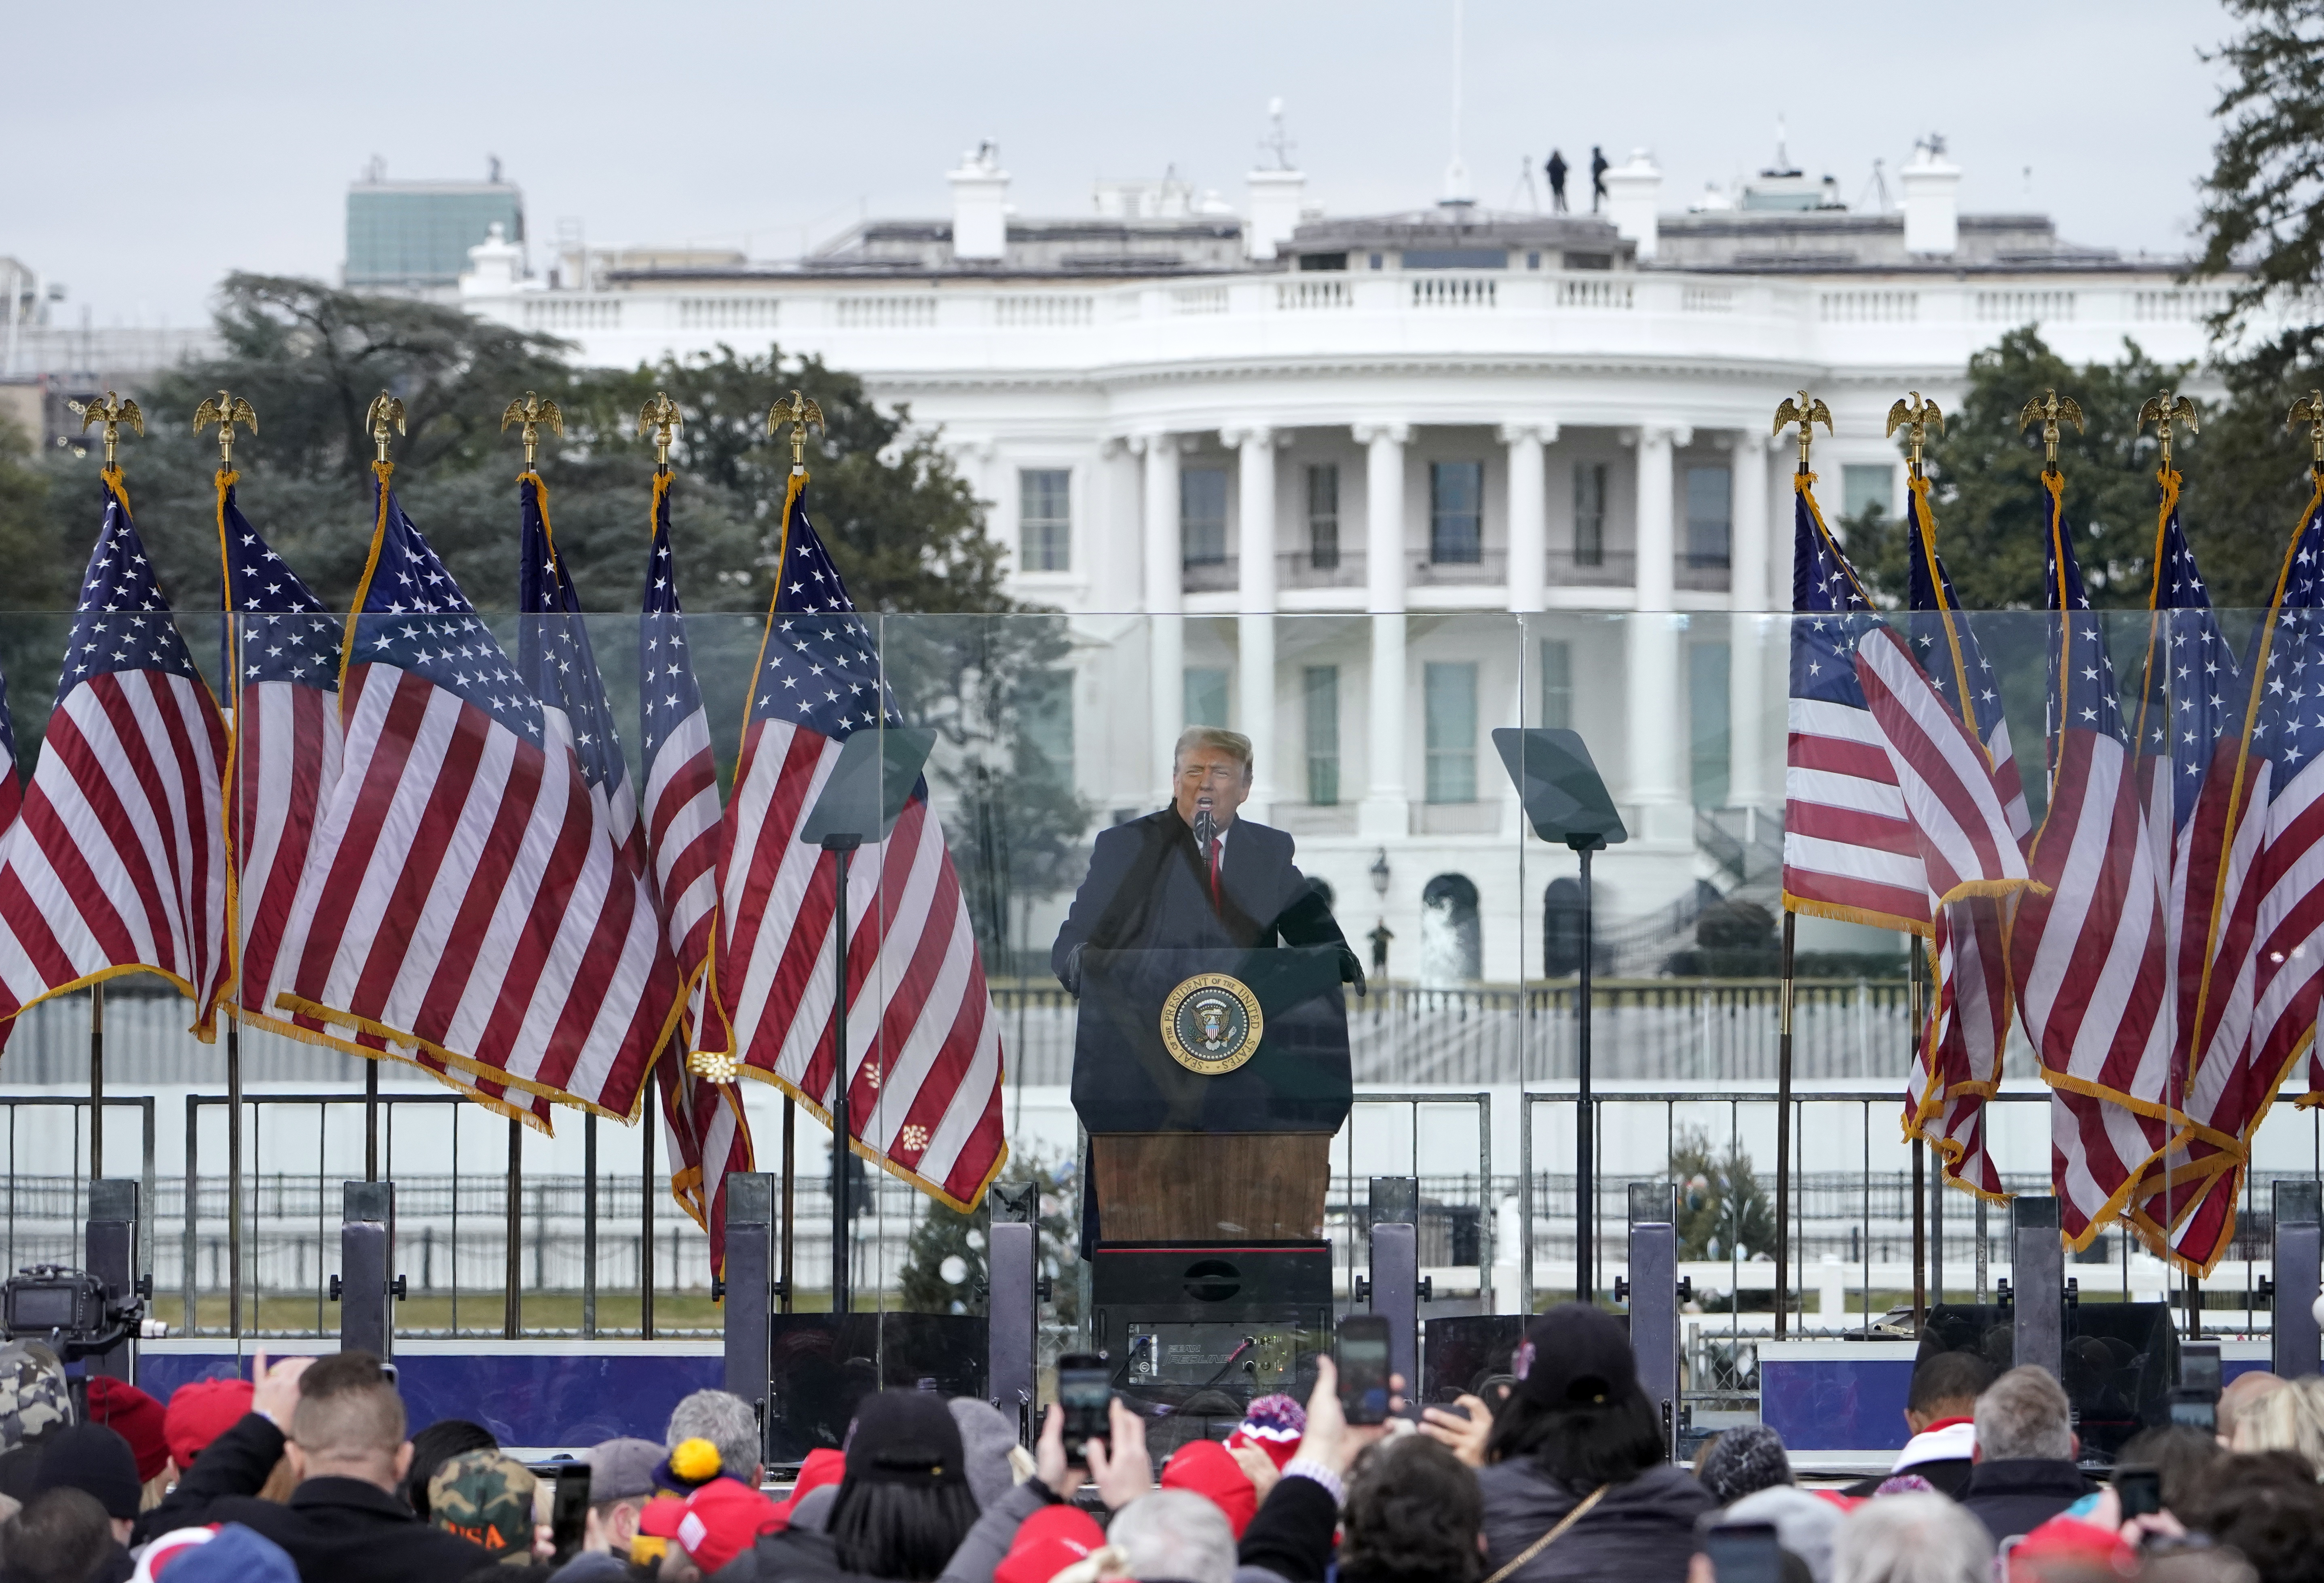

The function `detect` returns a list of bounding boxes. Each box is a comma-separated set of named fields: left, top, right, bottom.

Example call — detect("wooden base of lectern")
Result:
left=1090, top=1133, right=1332, bottom=1243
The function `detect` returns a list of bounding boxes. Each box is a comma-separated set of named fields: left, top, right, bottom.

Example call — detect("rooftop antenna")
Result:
left=1259, top=97, right=1297, bottom=172
left=1515, top=153, right=1540, bottom=213
left=1857, top=156, right=1890, bottom=213
left=1441, top=0, right=1473, bottom=205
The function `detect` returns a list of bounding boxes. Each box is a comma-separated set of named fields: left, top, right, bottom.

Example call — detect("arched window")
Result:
left=1420, top=874, right=1482, bottom=984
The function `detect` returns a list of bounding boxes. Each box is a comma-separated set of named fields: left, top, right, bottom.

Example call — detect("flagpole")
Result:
left=1775, top=910, right=1794, bottom=1339
left=780, top=1098, right=795, bottom=1315
left=1765, top=397, right=1826, bottom=1343
left=1910, top=943, right=1926, bottom=1329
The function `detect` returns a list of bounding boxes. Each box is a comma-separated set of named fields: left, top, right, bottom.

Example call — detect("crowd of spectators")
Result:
left=0, top=1310, right=2321, bottom=1583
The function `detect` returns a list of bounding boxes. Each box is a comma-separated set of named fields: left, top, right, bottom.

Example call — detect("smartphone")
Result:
left=2168, top=1396, right=2217, bottom=1432
left=1704, top=1522, right=1783, bottom=1583
left=2115, top=1466, right=2162, bottom=1521
left=549, top=1463, right=591, bottom=1561
left=1336, top=1314, right=1392, bottom=1425
left=2180, top=1344, right=2222, bottom=1397
left=1057, top=1353, right=1112, bottom=1449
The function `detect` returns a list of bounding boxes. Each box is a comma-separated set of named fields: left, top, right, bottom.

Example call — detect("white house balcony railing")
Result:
left=1181, top=555, right=1237, bottom=593
left=1546, top=548, right=1638, bottom=589
left=1409, top=548, right=1509, bottom=587
left=1278, top=549, right=1366, bottom=589
left=463, top=271, right=2240, bottom=385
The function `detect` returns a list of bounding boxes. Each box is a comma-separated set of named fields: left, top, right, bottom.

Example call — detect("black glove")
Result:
left=1338, top=945, right=1367, bottom=999
left=1061, top=943, right=1086, bottom=998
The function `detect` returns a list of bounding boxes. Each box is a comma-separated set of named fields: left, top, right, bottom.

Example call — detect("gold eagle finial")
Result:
left=2135, top=390, right=2199, bottom=476
left=500, top=391, right=564, bottom=469
left=1884, top=392, right=1944, bottom=477
left=2017, top=389, right=2083, bottom=474
left=1772, top=390, right=1832, bottom=476
left=364, top=392, right=407, bottom=466
left=766, top=390, right=825, bottom=474
left=68, top=391, right=144, bottom=468
left=192, top=390, right=258, bottom=469
left=2289, top=391, right=2324, bottom=471
left=637, top=392, right=683, bottom=471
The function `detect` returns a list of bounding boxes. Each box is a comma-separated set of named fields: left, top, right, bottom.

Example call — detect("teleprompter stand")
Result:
left=1493, top=728, right=1627, bottom=1304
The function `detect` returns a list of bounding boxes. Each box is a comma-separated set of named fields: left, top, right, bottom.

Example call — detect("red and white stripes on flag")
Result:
left=636, top=466, right=752, bottom=1269
left=0, top=473, right=228, bottom=1037
left=715, top=474, right=1006, bottom=1212
left=2009, top=477, right=2179, bottom=1247
left=265, top=468, right=674, bottom=1122
left=1855, top=623, right=2035, bottom=1195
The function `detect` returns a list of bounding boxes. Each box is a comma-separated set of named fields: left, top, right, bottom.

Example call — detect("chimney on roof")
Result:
left=949, top=142, right=1009, bottom=262
left=1245, top=169, right=1305, bottom=260
left=1901, top=134, right=1961, bottom=256
left=1602, top=149, right=1662, bottom=260
left=460, top=222, right=524, bottom=300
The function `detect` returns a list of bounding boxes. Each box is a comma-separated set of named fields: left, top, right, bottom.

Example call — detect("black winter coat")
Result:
left=1957, top=1458, right=2096, bottom=1543
left=1475, top=1459, right=1713, bottom=1583
left=139, top=1412, right=492, bottom=1583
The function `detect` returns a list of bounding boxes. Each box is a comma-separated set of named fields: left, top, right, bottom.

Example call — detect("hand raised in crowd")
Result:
left=1082, top=1398, right=1155, bottom=1511
left=1297, top=1357, right=1404, bottom=1475
left=1418, top=1392, right=1493, bottom=1469
left=248, top=1350, right=315, bottom=1428
left=1229, top=1441, right=1282, bottom=1504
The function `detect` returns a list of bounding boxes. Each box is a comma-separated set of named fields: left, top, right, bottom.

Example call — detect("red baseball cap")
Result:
left=995, top=1503, right=1107, bottom=1583
left=767, top=1447, right=847, bottom=1532
left=86, top=1378, right=168, bottom=1483
left=163, top=1379, right=254, bottom=1474
left=1160, top=1438, right=1258, bottom=1538
left=672, top=1475, right=781, bottom=1573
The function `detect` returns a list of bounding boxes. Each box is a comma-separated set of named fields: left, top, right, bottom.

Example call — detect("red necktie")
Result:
left=1208, top=836, right=1222, bottom=912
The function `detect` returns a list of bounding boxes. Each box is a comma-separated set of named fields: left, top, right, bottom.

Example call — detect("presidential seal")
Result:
left=1159, top=972, right=1264, bottom=1074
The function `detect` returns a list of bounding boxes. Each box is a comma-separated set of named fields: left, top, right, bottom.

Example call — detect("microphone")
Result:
left=1194, top=795, right=1217, bottom=858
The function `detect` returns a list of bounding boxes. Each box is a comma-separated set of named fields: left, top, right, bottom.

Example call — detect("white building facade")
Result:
left=458, top=146, right=2229, bottom=981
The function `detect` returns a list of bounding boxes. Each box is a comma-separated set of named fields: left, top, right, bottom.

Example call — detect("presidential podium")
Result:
left=1072, top=944, right=1352, bottom=1447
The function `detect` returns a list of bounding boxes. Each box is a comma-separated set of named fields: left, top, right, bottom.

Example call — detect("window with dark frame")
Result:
left=1304, top=665, right=1340, bottom=805
left=1424, top=662, right=1479, bottom=803
left=1574, top=462, right=1608, bottom=568
left=1430, top=461, right=1484, bottom=564
left=1018, top=468, right=1071, bottom=572
left=1685, top=465, right=1732, bottom=570
left=1181, top=467, right=1228, bottom=566
left=1540, top=640, right=1573, bottom=731
left=1307, top=463, right=1340, bottom=570
left=1183, top=667, right=1229, bottom=728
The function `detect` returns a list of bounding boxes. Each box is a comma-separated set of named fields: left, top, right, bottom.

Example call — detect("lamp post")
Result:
left=1369, top=848, right=1390, bottom=899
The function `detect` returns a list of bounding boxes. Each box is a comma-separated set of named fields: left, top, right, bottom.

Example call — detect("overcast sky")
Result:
left=7, top=0, right=2233, bottom=329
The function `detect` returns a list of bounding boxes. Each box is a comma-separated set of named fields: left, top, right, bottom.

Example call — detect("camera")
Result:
left=2, top=1266, right=144, bottom=1362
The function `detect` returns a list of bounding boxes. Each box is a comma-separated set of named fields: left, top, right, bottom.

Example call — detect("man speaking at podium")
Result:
left=1051, top=727, right=1364, bottom=992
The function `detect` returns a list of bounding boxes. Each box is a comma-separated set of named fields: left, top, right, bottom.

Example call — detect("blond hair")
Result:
left=1173, top=727, right=1253, bottom=781
left=2239, top=1375, right=2324, bottom=1475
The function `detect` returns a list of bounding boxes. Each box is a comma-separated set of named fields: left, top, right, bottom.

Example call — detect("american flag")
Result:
left=1896, top=476, right=2026, bottom=1199
left=0, top=658, right=18, bottom=1058
left=219, top=475, right=547, bottom=1126
left=1782, top=483, right=1930, bottom=935
left=0, top=474, right=228, bottom=1036
left=267, top=468, right=674, bottom=1121
left=715, top=475, right=1006, bottom=1212
left=2008, top=478, right=2178, bottom=1247
left=2153, top=487, right=2324, bottom=1271
left=2126, top=483, right=2246, bottom=1257
left=637, top=469, right=752, bottom=1271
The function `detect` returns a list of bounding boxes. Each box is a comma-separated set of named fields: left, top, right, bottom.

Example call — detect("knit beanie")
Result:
left=86, top=1378, right=169, bottom=1483
left=1697, top=1422, right=1795, bottom=1507
left=34, top=1422, right=142, bottom=1520
left=1225, top=1393, right=1305, bottom=1471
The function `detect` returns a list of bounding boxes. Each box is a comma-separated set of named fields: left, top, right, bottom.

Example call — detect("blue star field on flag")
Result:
left=1789, top=490, right=1880, bottom=709
left=2136, top=504, right=2242, bottom=827
left=1905, top=485, right=2003, bottom=727
left=752, top=483, right=902, bottom=741
left=2041, top=492, right=2127, bottom=751
left=516, top=477, right=626, bottom=801
left=353, top=484, right=541, bottom=743
left=222, top=483, right=338, bottom=691
left=640, top=476, right=705, bottom=767
left=2250, top=497, right=2324, bottom=789
left=62, top=486, right=203, bottom=703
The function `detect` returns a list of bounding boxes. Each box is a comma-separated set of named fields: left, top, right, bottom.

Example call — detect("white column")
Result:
left=1229, top=426, right=1280, bottom=814
left=1141, top=435, right=1183, bottom=802
left=1354, top=423, right=1410, bottom=838
left=1633, top=424, right=1684, bottom=613
left=1098, top=437, right=1143, bottom=612
left=1499, top=422, right=1554, bottom=613
left=1729, top=428, right=1770, bottom=614
left=1627, top=424, right=1688, bottom=840
left=1725, top=432, right=1775, bottom=810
